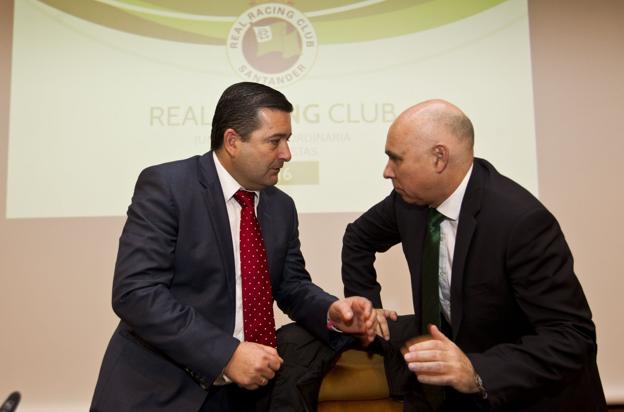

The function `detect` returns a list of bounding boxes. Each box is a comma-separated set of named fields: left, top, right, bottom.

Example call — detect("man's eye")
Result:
left=270, top=140, right=280, bottom=146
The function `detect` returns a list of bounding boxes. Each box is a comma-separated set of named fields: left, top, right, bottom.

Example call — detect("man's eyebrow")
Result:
left=385, top=149, right=402, bottom=160
left=268, top=132, right=291, bottom=139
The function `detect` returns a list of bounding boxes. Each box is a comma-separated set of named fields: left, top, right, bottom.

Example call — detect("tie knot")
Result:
left=427, top=208, right=445, bottom=228
left=234, top=190, right=255, bottom=208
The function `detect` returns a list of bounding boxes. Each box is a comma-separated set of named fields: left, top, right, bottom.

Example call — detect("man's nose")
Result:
left=383, top=162, right=394, bottom=179
left=279, top=140, right=292, bottom=162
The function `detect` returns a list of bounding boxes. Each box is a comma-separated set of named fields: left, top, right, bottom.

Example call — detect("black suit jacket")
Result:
left=91, top=152, right=339, bottom=412
left=342, top=158, right=606, bottom=411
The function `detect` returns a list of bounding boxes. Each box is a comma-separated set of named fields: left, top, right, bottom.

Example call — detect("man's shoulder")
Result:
left=261, top=184, right=295, bottom=208
left=474, top=158, right=546, bottom=217
left=141, top=154, right=202, bottom=175
left=135, top=154, right=208, bottom=187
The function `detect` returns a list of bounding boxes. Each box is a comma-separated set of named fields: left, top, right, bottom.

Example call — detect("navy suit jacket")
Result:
left=91, top=152, right=338, bottom=411
left=342, top=158, right=606, bottom=411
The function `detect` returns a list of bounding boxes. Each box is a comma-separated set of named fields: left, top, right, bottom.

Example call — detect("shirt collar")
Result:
left=436, top=163, right=473, bottom=221
left=212, top=152, right=260, bottom=204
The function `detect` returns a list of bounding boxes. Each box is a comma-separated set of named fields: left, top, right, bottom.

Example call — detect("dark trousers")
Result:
left=199, top=382, right=273, bottom=412
left=272, top=318, right=430, bottom=411
left=199, top=384, right=253, bottom=411
left=368, top=315, right=433, bottom=411
left=268, top=323, right=344, bottom=411
left=253, top=319, right=456, bottom=412
left=200, top=323, right=343, bottom=412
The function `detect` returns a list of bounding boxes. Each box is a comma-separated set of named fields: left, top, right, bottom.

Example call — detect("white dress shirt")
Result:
left=435, top=164, right=473, bottom=324
left=212, top=152, right=260, bottom=383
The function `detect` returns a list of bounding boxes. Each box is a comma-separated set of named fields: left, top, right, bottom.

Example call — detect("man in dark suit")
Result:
left=91, top=82, right=376, bottom=412
left=342, top=99, right=606, bottom=411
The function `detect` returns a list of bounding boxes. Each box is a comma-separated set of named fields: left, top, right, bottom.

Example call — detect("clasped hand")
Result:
left=327, top=296, right=378, bottom=346
left=224, top=341, right=283, bottom=390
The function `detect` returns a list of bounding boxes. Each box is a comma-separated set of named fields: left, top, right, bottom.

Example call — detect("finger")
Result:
left=355, top=304, right=374, bottom=331
left=353, top=299, right=375, bottom=328
left=408, top=339, right=444, bottom=353
left=429, top=324, right=450, bottom=342
left=404, top=349, right=442, bottom=363
left=262, top=345, right=280, bottom=356
left=359, top=298, right=374, bottom=318
left=375, top=320, right=384, bottom=338
left=269, top=358, right=284, bottom=373
left=260, top=346, right=284, bottom=364
left=269, top=353, right=284, bottom=365
left=268, top=359, right=282, bottom=371
left=416, top=374, right=452, bottom=387
left=407, top=360, right=445, bottom=374
left=363, top=305, right=375, bottom=326
left=263, top=369, right=276, bottom=380
left=362, top=307, right=377, bottom=331
left=378, top=313, right=391, bottom=340
left=386, top=310, right=398, bottom=321
left=367, top=327, right=376, bottom=341
left=332, top=300, right=354, bottom=323
left=365, top=312, right=376, bottom=330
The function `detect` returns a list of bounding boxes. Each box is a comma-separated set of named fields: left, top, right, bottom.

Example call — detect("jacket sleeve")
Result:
left=341, top=192, right=402, bottom=308
left=467, top=206, right=597, bottom=408
left=272, top=199, right=351, bottom=350
left=112, top=166, right=239, bottom=386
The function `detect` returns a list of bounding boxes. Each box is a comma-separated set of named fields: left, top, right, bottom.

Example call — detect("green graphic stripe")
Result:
left=314, top=0, right=507, bottom=43
left=38, top=0, right=226, bottom=44
left=37, top=0, right=509, bottom=44
left=310, top=0, right=426, bottom=22
left=120, top=9, right=231, bottom=40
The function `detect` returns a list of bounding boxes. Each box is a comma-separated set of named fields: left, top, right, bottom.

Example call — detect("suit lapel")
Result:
left=450, top=160, right=486, bottom=339
left=197, top=152, right=236, bottom=301
left=257, top=190, right=277, bottom=283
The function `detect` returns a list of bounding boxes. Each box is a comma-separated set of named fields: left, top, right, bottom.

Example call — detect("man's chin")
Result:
left=267, top=173, right=280, bottom=187
left=397, top=192, right=424, bottom=206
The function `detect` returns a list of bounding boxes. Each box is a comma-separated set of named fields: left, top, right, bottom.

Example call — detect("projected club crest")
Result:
left=227, top=3, right=317, bottom=86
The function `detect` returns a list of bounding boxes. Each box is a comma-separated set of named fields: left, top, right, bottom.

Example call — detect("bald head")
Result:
left=395, top=99, right=474, bottom=153
left=383, top=99, right=475, bottom=206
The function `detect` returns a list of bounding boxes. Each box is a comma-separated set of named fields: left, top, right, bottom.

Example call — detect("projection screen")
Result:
left=7, top=0, right=536, bottom=218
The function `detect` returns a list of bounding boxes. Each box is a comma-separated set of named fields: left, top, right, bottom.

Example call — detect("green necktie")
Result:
left=421, top=207, right=445, bottom=331
left=421, top=208, right=446, bottom=410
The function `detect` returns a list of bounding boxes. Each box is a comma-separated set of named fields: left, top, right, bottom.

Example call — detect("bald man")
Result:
left=342, top=100, right=606, bottom=411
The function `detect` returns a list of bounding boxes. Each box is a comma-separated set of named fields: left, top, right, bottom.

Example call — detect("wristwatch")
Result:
left=474, top=372, right=488, bottom=400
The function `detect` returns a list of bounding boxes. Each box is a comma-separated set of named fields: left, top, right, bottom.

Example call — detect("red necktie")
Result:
left=233, top=190, right=277, bottom=348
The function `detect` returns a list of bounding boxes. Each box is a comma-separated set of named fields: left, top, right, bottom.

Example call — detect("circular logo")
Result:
left=227, top=3, right=317, bottom=86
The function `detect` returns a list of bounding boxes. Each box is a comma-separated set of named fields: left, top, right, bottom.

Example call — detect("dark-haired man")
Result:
left=342, top=99, right=606, bottom=411
left=91, top=82, right=376, bottom=412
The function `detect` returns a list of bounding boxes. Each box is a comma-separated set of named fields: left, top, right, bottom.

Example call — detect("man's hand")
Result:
left=223, top=341, right=283, bottom=390
left=402, top=324, right=479, bottom=394
left=328, top=297, right=377, bottom=345
left=374, top=308, right=398, bottom=340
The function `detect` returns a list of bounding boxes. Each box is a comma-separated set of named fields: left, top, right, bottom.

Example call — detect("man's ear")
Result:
left=222, top=128, right=240, bottom=156
left=433, top=144, right=449, bottom=173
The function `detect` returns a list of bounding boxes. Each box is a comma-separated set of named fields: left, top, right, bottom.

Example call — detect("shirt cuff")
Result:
left=326, top=311, right=344, bottom=333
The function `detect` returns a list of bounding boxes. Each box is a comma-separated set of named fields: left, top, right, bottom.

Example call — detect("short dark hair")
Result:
left=210, top=82, right=293, bottom=150
left=446, top=112, right=474, bottom=147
